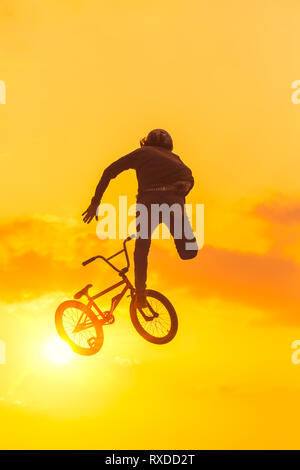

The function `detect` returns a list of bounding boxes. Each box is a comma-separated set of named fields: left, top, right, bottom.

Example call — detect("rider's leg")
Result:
left=134, top=200, right=152, bottom=308
left=134, top=237, right=151, bottom=294
left=133, top=195, right=198, bottom=308
left=169, top=200, right=198, bottom=260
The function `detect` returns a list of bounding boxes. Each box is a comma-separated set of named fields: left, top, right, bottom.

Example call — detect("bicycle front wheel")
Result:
left=130, top=290, right=178, bottom=344
left=55, top=300, right=104, bottom=356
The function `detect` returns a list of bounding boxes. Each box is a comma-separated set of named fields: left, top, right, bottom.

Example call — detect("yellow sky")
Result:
left=1, top=0, right=300, bottom=449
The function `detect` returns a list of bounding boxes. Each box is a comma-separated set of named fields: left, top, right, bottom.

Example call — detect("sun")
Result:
left=44, top=336, right=74, bottom=365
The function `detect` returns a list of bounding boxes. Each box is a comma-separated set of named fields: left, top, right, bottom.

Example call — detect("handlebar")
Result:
left=82, top=235, right=135, bottom=273
left=82, top=256, right=99, bottom=266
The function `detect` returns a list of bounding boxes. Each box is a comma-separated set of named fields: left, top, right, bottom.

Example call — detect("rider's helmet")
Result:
left=140, top=129, right=173, bottom=151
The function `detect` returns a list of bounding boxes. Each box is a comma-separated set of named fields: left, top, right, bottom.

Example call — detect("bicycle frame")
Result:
left=80, top=236, right=135, bottom=324
left=76, top=235, right=158, bottom=332
left=86, top=278, right=132, bottom=323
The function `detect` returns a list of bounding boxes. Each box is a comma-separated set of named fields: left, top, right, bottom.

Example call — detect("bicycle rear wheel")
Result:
left=130, top=290, right=178, bottom=344
left=55, top=300, right=103, bottom=356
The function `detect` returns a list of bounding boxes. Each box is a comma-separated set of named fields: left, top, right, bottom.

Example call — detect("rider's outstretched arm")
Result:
left=91, top=148, right=140, bottom=205
left=82, top=148, right=141, bottom=223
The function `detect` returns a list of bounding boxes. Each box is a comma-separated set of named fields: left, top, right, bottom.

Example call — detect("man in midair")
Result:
left=83, top=129, right=198, bottom=308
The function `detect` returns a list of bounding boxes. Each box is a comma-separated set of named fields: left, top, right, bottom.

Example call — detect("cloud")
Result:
left=249, top=195, right=300, bottom=258
left=152, top=243, right=300, bottom=325
left=253, top=197, right=300, bottom=226
left=1, top=209, right=300, bottom=325
left=114, top=356, right=141, bottom=367
left=0, top=216, right=118, bottom=301
left=0, top=393, right=26, bottom=408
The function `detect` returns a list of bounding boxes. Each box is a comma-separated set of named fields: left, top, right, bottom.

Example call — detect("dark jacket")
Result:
left=92, top=145, right=194, bottom=204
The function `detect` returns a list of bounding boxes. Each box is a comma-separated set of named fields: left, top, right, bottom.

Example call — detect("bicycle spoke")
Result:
left=62, top=306, right=98, bottom=349
left=136, top=295, right=172, bottom=339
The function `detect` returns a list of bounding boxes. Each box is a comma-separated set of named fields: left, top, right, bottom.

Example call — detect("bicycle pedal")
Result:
left=87, top=336, right=100, bottom=348
left=104, top=313, right=115, bottom=324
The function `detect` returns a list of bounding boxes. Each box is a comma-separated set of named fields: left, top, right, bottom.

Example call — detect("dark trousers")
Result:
left=134, top=193, right=198, bottom=292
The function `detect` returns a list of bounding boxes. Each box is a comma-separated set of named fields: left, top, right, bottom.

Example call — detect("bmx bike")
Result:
left=55, top=236, right=178, bottom=356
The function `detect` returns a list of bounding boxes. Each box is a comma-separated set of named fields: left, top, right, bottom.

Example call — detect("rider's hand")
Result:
left=82, top=202, right=99, bottom=224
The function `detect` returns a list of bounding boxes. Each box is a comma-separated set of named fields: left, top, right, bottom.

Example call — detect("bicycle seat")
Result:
left=74, top=284, right=93, bottom=300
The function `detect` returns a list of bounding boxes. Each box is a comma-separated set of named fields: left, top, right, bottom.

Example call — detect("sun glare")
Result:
left=44, top=336, right=74, bottom=365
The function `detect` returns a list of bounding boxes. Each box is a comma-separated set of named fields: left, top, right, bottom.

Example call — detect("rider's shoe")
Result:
left=135, top=291, right=147, bottom=309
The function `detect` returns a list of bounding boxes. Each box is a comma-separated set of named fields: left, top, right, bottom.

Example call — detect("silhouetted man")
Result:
left=83, top=129, right=198, bottom=308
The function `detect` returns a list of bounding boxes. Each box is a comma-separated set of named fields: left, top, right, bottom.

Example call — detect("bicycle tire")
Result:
left=130, top=289, right=178, bottom=344
left=55, top=300, right=104, bottom=356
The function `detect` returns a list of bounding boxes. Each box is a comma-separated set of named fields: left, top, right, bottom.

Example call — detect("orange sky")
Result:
left=1, top=0, right=300, bottom=449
